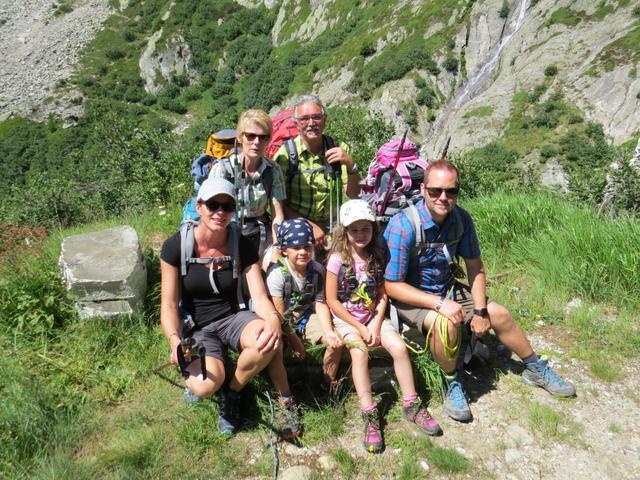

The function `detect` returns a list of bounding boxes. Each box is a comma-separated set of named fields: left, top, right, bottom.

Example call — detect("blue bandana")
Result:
left=278, top=219, right=314, bottom=248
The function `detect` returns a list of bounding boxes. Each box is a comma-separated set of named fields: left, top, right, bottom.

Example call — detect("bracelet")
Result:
left=435, top=297, right=444, bottom=313
left=347, top=164, right=358, bottom=175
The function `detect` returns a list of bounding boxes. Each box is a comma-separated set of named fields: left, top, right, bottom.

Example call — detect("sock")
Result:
left=362, top=402, right=376, bottom=413
left=323, top=374, right=336, bottom=384
left=402, top=393, right=418, bottom=408
left=522, top=353, right=539, bottom=367
left=444, top=371, right=458, bottom=383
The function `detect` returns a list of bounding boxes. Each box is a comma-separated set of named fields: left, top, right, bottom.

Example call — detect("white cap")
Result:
left=197, top=177, right=236, bottom=202
left=340, top=199, right=375, bottom=226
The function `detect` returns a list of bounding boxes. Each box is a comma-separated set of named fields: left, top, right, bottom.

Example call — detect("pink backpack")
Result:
left=362, top=139, right=427, bottom=218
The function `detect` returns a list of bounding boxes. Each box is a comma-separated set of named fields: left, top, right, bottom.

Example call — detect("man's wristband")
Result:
left=473, top=308, right=489, bottom=318
left=435, top=297, right=444, bottom=312
left=347, top=164, right=358, bottom=175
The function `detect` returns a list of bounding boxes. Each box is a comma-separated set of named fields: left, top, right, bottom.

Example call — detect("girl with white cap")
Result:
left=325, top=199, right=441, bottom=454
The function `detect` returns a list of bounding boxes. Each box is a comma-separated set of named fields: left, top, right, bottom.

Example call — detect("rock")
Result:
left=504, top=448, right=521, bottom=463
left=565, top=298, right=583, bottom=315
left=540, top=160, right=570, bottom=193
left=280, top=465, right=313, bottom=480
left=59, top=226, right=147, bottom=319
left=317, top=454, right=337, bottom=470
left=420, top=460, right=430, bottom=471
left=506, top=424, right=534, bottom=446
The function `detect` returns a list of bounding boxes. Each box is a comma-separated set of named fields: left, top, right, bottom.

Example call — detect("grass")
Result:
left=463, top=105, right=494, bottom=118
left=544, top=7, right=585, bottom=28
left=2, top=192, right=640, bottom=476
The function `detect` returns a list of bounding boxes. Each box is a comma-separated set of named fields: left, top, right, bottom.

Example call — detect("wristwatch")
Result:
left=473, top=307, right=489, bottom=318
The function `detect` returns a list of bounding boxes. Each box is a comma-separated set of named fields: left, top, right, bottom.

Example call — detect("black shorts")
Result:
left=189, top=310, right=258, bottom=360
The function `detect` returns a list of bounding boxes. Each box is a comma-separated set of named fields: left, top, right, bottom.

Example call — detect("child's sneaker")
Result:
left=402, top=399, right=441, bottom=436
left=522, top=358, right=576, bottom=397
left=218, top=387, right=242, bottom=435
left=278, top=397, right=303, bottom=440
left=361, top=406, right=384, bottom=454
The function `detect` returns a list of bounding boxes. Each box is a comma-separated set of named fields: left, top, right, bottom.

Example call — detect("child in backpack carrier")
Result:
left=265, top=219, right=343, bottom=392
left=325, top=200, right=441, bottom=454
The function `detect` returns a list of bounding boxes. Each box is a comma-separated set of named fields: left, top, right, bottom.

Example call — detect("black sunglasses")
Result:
left=244, top=132, right=270, bottom=142
left=204, top=199, right=235, bottom=213
left=425, top=187, right=460, bottom=198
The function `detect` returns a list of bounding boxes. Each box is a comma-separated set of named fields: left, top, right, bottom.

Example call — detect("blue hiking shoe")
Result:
left=218, top=388, right=242, bottom=435
left=443, top=378, right=472, bottom=422
left=522, top=358, right=576, bottom=397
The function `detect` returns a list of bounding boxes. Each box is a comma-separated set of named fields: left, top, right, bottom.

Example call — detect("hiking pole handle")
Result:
left=378, top=129, right=408, bottom=216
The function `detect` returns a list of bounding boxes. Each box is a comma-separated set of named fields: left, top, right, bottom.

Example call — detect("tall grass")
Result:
left=465, top=190, right=640, bottom=310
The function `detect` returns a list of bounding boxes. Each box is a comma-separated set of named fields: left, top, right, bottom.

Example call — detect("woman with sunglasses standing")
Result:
left=208, top=109, right=286, bottom=261
left=160, top=177, right=300, bottom=437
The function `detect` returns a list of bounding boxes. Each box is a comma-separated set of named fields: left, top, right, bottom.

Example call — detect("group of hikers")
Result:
left=159, top=94, right=576, bottom=454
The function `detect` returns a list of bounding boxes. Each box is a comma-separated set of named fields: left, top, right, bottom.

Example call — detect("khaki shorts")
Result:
left=394, top=282, right=486, bottom=332
left=301, top=313, right=325, bottom=345
left=333, top=316, right=397, bottom=340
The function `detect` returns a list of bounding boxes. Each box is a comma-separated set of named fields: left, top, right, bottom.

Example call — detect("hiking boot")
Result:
left=522, top=358, right=576, bottom=397
left=319, top=376, right=341, bottom=399
left=278, top=397, right=303, bottom=440
left=443, top=378, right=472, bottom=422
left=402, top=399, right=441, bottom=436
left=183, top=387, right=201, bottom=404
left=361, top=406, right=384, bottom=454
left=218, top=388, right=242, bottom=435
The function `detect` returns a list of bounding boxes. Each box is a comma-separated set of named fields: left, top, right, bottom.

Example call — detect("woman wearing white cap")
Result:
left=159, top=177, right=293, bottom=435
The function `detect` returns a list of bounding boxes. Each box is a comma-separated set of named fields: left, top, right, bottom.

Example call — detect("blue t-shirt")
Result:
left=383, top=200, right=480, bottom=295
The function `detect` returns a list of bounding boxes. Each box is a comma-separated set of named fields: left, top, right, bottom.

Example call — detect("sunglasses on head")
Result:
left=296, top=114, right=324, bottom=124
left=244, top=132, right=270, bottom=142
left=425, top=187, right=460, bottom=198
left=203, top=199, right=235, bottom=213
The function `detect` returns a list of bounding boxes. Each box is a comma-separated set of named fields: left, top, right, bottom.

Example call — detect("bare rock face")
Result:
left=0, top=0, right=112, bottom=120
left=59, top=226, right=147, bottom=319
left=139, top=30, right=194, bottom=95
left=272, top=0, right=331, bottom=45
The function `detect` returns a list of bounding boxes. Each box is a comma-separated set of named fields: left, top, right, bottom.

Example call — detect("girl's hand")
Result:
left=369, top=326, right=382, bottom=347
left=323, top=330, right=342, bottom=348
left=357, top=324, right=371, bottom=344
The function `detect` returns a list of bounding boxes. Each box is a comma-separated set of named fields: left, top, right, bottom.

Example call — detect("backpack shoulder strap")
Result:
left=261, top=161, right=274, bottom=199
left=227, top=223, right=246, bottom=310
left=278, top=258, right=293, bottom=308
left=180, top=220, right=197, bottom=277
left=404, top=203, right=424, bottom=248
left=285, top=139, right=298, bottom=181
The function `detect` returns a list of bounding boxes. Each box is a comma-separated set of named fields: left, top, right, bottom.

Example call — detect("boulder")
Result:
left=59, top=226, right=147, bottom=319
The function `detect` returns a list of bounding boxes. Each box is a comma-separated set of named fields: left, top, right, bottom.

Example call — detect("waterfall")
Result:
left=454, top=0, right=529, bottom=107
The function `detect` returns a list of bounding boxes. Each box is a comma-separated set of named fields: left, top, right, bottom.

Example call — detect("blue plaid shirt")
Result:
left=383, top=200, right=481, bottom=295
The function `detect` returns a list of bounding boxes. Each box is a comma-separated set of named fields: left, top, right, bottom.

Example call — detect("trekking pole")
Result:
left=378, top=129, right=408, bottom=216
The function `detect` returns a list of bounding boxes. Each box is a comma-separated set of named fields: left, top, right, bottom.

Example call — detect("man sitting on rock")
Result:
left=383, top=160, right=576, bottom=422
left=272, top=94, right=361, bottom=251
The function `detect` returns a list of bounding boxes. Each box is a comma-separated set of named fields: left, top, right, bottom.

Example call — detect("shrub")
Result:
left=442, top=56, right=459, bottom=73
left=416, top=86, right=436, bottom=107
left=105, top=49, right=126, bottom=61
left=544, top=64, right=558, bottom=77
left=540, top=144, right=556, bottom=159
left=499, top=0, right=510, bottom=19
left=360, top=42, right=376, bottom=57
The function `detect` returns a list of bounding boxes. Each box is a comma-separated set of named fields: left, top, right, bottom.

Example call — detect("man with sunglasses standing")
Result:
left=273, top=95, right=361, bottom=251
left=384, top=160, right=576, bottom=423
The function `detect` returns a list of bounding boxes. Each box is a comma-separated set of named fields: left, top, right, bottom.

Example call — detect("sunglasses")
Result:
left=296, top=114, right=324, bottom=124
left=244, top=132, right=270, bottom=142
left=425, top=187, right=460, bottom=198
left=204, top=199, right=235, bottom=213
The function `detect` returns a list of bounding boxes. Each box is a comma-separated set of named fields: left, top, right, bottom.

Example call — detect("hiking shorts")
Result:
left=333, top=316, right=397, bottom=340
left=393, top=282, right=489, bottom=332
left=189, top=310, right=258, bottom=361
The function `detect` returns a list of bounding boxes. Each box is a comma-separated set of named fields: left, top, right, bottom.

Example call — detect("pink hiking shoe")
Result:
left=403, top=399, right=441, bottom=436
left=362, top=406, right=384, bottom=454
